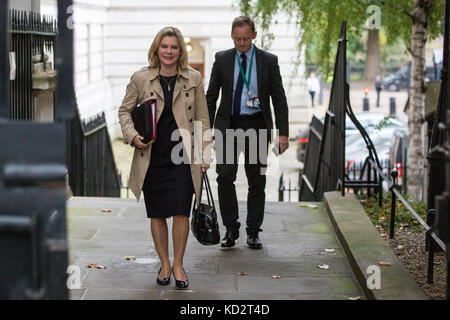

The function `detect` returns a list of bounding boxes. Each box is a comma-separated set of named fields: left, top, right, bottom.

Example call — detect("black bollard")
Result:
left=278, top=174, right=284, bottom=202
left=363, top=97, right=369, bottom=111
left=390, top=97, right=396, bottom=116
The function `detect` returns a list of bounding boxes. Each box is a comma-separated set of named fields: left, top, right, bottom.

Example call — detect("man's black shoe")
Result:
left=246, top=228, right=263, bottom=249
left=246, top=235, right=263, bottom=249
left=221, top=230, right=239, bottom=248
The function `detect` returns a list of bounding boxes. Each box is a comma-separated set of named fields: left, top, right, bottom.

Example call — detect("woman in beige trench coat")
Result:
left=118, top=27, right=211, bottom=289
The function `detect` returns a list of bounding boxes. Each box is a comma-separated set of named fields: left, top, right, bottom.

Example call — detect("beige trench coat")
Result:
left=118, top=66, right=211, bottom=204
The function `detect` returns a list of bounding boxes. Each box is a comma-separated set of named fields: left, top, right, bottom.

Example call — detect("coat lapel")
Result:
left=225, top=48, right=236, bottom=113
left=255, top=46, right=264, bottom=98
left=172, top=69, right=189, bottom=114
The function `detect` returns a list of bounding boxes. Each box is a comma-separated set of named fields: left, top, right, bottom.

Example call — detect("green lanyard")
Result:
left=236, top=46, right=255, bottom=95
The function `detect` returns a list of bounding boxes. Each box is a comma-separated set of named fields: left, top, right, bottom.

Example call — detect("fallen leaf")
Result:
left=325, top=248, right=335, bottom=253
left=88, top=263, right=107, bottom=269
left=317, top=264, right=329, bottom=270
left=237, top=272, right=247, bottom=276
left=298, top=203, right=318, bottom=209
left=397, top=245, right=404, bottom=249
left=271, top=275, right=281, bottom=279
left=125, top=256, right=136, bottom=261
left=102, top=209, right=112, bottom=212
left=379, top=261, right=392, bottom=266
left=347, top=296, right=361, bottom=300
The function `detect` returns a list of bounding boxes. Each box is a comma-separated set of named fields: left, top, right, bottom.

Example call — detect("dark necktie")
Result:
left=233, top=53, right=247, bottom=117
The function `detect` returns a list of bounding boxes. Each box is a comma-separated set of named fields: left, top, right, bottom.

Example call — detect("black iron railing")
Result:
left=278, top=174, right=299, bottom=202
left=8, top=9, right=57, bottom=121
left=346, top=158, right=408, bottom=194
left=427, top=0, right=450, bottom=299
left=67, top=112, right=121, bottom=197
left=279, top=159, right=410, bottom=202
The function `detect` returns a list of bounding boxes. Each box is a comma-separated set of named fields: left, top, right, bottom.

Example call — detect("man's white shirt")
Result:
left=306, top=77, right=320, bottom=92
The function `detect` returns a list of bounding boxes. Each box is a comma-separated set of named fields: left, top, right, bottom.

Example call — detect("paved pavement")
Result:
left=67, top=197, right=364, bottom=300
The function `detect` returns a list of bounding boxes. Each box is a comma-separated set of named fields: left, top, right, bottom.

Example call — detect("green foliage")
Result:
left=358, top=192, right=427, bottom=232
left=237, top=0, right=445, bottom=79
left=374, top=116, right=396, bottom=130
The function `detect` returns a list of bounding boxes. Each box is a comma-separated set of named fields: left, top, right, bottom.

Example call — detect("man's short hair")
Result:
left=232, top=16, right=256, bottom=33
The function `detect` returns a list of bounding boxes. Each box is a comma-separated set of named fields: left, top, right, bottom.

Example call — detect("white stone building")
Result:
left=12, top=0, right=307, bottom=139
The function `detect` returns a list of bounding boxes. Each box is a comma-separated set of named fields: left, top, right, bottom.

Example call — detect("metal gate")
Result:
left=8, top=9, right=57, bottom=121
left=0, top=0, right=75, bottom=299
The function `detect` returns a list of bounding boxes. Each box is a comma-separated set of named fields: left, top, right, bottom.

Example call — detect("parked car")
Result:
left=344, top=124, right=408, bottom=190
left=382, top=64, right=411, bottom=91
left=296, top=124, right=311, bottom=163
left=389, top=129, right=409, bottom=184
left=345, top=125, right=409, bottom=168
left=345, top=112, right=393, bottom=137
left=296, top=112, right=398, bottom=163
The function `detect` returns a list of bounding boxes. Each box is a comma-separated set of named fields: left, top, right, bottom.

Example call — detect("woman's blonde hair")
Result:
left=148, top=27, right=188, bottom=70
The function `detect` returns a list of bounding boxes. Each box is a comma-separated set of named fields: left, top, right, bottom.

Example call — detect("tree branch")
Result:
left=379, top=0, right=414, bottom=21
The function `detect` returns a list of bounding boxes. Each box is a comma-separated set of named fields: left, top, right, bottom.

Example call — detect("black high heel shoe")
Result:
left=173, top=268, right=189, bottom=289
left=156, top=267, right=171, bottom=285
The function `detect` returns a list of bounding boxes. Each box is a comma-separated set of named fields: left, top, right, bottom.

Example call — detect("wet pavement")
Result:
left=67, top=197, right=364, bottom=300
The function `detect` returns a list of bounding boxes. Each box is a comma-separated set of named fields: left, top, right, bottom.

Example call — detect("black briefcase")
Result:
left=191, top=172, right=220, bottom=245
left=131, top=99, right=157, bottom=146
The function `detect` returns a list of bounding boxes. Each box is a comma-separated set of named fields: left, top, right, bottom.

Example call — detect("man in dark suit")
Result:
left=206, top=16, right=289, bottom=249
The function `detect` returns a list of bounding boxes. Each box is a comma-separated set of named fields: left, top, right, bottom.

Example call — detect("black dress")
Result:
left=142, top=75, right=194, bottom=219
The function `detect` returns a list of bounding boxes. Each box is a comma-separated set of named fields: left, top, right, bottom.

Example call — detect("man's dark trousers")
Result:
left=216, top=113, right=268, bottom=233
left=309, top=90, right=316, bottom=107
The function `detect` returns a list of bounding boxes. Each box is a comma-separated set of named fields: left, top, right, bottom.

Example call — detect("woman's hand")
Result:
left=133, top=135, right=147, bottom=149
left=201, top=167, right=208, bottom=173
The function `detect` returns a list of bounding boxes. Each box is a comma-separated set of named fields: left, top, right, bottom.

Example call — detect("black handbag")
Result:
left=191, top=172, right=220, bottom=245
